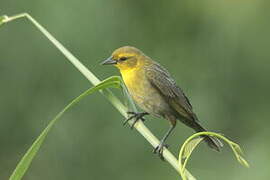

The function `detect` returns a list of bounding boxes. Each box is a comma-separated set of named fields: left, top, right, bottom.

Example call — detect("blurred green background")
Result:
left=1, top=0, right=269, bottom=179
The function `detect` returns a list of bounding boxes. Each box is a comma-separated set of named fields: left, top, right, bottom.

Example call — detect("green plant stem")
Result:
left=2, top=13, right=196, bottom=179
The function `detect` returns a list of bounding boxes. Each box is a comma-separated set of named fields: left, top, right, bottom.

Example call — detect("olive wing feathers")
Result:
left=145, top=63, right=198, bottom=121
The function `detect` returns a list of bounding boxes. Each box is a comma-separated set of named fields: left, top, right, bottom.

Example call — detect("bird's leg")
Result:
left=123, top=111, right=149, bottom=129
left=153, top=124, right=176, bottom=160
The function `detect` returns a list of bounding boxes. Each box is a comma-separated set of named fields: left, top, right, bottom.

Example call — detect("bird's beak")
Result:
left=101, top=56, right=117, bottom=65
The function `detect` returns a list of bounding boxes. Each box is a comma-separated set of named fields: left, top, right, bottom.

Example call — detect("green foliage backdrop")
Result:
left=0, top=0, right=269, bottom=179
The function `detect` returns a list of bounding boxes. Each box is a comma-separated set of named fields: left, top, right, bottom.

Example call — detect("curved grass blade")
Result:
left=181, top=137, right=204, bottom=163
left=178, top=132, right=249, bottom=180
left=9, top=76, right=121, bottom=180
left=178, top=137, right=204, bottom=180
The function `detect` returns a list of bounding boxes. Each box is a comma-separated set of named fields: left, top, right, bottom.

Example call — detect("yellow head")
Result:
left=101, top=46, right=149, bottom=71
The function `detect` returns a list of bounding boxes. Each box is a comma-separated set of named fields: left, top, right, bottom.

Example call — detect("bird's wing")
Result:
left=145, top=63, right=198, bottom=121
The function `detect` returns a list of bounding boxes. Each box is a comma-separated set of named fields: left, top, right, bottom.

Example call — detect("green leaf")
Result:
left=180, top=137, right=203, bottom=180
left=230, top=142, right=250, bottom=168
left=9, top=76, right=121, bottom=180
left=181, top=137, right=204, bottom=164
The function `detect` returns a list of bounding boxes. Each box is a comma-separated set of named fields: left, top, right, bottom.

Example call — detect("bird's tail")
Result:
left=203, top=134, right=223, bottom=152
left=193, top=122, right=223, bottom=152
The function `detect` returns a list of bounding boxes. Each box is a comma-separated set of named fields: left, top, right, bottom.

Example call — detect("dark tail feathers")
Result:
left=193, top=122, right=223, bottom=152
left=203, top=135, right=223, bottom=152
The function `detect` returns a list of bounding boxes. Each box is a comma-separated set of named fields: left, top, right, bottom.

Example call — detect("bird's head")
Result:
left=101, top=46, right=147, bottom=71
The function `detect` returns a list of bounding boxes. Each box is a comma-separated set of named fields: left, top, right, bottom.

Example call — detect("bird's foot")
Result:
left=153, top=142, right=169, bottom=161
left=123, top=111, right=149, bottom=129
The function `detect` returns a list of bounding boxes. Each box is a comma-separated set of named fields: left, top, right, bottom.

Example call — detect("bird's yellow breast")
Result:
left=120, top=68, right=144, bottom=94
left=121, top=67, right=152, bottom=105
left=120, top=67, right=168, bottom=118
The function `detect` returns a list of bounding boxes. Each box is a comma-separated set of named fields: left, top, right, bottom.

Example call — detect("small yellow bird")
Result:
left=102, top=46, right=223, bottom=159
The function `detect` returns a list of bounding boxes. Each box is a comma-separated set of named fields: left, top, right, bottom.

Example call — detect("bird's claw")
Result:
left=153, top=143, right=169, bottom=161
left=123, top=111, right=149, bottom=129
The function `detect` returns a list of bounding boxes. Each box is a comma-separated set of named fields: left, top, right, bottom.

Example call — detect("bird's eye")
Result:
left=119, top=57, right=128, bottom=61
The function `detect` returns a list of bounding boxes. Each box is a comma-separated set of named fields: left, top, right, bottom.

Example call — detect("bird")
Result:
left=101, top=46, right=223, bottom=159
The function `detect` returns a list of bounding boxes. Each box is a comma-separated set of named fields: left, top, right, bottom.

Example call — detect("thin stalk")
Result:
left=2, top=13, right=195, bottom=179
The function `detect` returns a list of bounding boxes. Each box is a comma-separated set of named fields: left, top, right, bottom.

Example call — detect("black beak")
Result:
left=101, top=56, right=117, bottom=65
